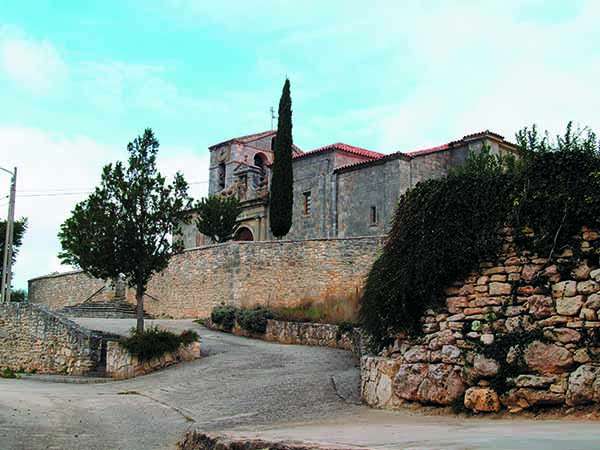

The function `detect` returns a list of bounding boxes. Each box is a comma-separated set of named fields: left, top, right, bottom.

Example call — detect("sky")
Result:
left=1, top=0, right=599, bottom=290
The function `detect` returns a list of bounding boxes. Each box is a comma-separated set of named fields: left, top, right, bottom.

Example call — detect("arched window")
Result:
left=234, top=227, right=254, bottom=241
left=271, top=137, right=276, bottom=152
left=254, top=153, right=267, bottom=171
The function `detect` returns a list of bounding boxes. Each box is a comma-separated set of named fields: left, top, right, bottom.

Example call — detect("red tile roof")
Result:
left=334, top=130, right=519, bottom=173
left=293, top=142, right=384, bottom=161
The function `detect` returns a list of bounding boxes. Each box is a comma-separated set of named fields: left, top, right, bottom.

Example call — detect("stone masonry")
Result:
left=106, top=340, right=201, bottom=380
left=0, top=303, right=103, bottom=375
left=362, top=227, right=600, bottom=413
left=29, top=236, right=384, bottom=319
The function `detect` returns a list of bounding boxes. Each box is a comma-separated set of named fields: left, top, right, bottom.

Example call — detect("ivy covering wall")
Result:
left=360, top=123, right=600, bottom=348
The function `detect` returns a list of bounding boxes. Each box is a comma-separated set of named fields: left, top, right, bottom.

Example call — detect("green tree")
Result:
left=10, top=289, right=26, bottom=302
left=269, top=78, right=294, bottom=238
left=195, top=195, right=242, bottom=243
left=0, top=218, right=27, bottom=280
left=59, top=129, right=192, bottom=332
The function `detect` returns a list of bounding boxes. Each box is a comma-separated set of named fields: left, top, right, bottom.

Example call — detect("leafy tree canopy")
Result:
left=195, top=195, right=242, bottom=243
left=59, top=129, right=192, bottom=331
left=0, top=218, right=27, bottom=272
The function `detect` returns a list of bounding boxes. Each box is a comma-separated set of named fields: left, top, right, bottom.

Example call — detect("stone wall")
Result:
left=28, top=271, right=106, bottom=310
left=0, top=303, right=102, bottom=375
left=106, top=340, right=201, bottom=379
left=264, top=320, right=354, bottom=350
left=29, top=236, right=384, bottom=319
left=206, top=318, right=356, bottom=351
left=361, top=228, right=600, bottom=413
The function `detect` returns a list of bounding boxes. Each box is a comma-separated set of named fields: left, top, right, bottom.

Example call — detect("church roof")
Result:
left=209, top=130, right=277, bottom=149
left=293, top=142, right=384, bottom=161
left=209, top=130, right=304, bottom=155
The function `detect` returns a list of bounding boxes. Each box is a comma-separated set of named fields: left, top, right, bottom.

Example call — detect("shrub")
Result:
left=1, top=367, right=17, bottom=379
left=336, top=321, right=355, bottom=341
left=180, top=329, right=199, bottom=345
left=236, top=307, right=274, bottom=334
left=211, top=305, right=238, bottom=331
left=120, top=326, right=197, bottom=362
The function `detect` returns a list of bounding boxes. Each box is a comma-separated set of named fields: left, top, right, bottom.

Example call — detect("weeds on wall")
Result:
left=272, top=294, right=360, bottom=325
left=360, top=123, right=600, bottom=349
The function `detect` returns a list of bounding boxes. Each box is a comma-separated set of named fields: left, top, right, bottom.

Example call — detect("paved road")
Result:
left=2, top=319, right=600, bottom=450
left=0, top=319, right=360, bottom=450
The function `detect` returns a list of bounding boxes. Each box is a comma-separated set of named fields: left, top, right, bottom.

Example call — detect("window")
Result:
left=218, top=163, right=226, bottom=190
left=303, top=191, right=312, bottom=215
left=370, top=206, right=378, bottom=225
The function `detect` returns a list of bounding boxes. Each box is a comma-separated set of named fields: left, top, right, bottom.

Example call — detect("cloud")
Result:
left=0, top=26, right=67, bottom=93
left=0, top=126, right=209, bottom=290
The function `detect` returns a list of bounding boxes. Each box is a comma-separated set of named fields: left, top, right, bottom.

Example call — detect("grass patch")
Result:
left=271, top=294, right=360, bottom=325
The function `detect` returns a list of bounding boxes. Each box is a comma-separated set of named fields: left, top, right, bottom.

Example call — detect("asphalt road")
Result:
left=0, top=319, right=360, bottom=450
left=2, top=319, right=600, bottom=450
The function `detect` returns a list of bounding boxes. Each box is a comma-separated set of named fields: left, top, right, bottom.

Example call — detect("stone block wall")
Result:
left=28, top=271, right=106, bottom=310
left=0, top=303, right=102, bottom=375
left=362, top=228, right=600, bottom=413
left=29, top=236, right=384, bottom=319
left=206, top=317, right=356, bottom=351
left=106, top=340, right=201, bottom=379
left=264, top=320, right=354, bottom=350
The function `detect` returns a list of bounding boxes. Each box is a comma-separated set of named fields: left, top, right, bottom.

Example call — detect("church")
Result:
left=179, top=129, right=518, bottom=248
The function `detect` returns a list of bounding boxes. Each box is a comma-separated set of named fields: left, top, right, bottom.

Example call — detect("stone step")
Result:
left=59, top=301, right=151, bottom=319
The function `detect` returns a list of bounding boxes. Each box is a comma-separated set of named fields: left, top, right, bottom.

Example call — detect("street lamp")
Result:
left=1, top=166, right=17, bottom=303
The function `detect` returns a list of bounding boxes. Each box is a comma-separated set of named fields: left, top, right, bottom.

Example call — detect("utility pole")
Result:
left=1, top=167, right=17, bottom=303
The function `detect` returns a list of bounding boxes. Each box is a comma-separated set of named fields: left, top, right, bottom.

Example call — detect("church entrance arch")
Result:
left=234, top=227, right=254, bottom=241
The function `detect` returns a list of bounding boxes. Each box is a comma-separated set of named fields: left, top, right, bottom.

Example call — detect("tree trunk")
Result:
left=136, top=284, right=145, bottom=333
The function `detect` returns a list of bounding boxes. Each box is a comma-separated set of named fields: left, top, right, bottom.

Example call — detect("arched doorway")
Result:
left=234, top=227, right=254, bottom=241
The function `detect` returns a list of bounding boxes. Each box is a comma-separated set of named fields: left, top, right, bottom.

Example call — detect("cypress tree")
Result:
left=269, top=78, right=294, bottom=238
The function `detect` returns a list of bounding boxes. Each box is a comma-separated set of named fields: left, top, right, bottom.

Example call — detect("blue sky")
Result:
left=1, top=0, right=599, bottom=289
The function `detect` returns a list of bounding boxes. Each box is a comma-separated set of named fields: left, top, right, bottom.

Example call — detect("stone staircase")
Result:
left=59, top=300, right=151, bottom=319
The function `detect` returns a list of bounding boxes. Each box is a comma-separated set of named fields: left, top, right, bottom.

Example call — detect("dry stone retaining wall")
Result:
left=362, top=228, right=600, bottom=413
left=0, top=303, right=102, bottom=375
left=29, top=237, right=384, bottom=319
left=206, top=318, right=357, bottom=351
left=106, top=340, right=201, bottom=379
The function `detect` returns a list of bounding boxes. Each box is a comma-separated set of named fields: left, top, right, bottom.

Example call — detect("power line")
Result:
left=17, top=192, right=92, bottom=198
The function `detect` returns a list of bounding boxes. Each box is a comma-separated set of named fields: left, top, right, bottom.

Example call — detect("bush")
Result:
left=236, top=307, right=274, bottom=334
left=1, top=367, right=17, bottom=379
left=336, top=321, right=355, bottom=341
left=360, top=123, right=600, bottom=350
left=120, top=326, right=198, bottom=362
left=211, top=305, right=238, bottom=331
left=180, top=329, right=199, bottom=345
